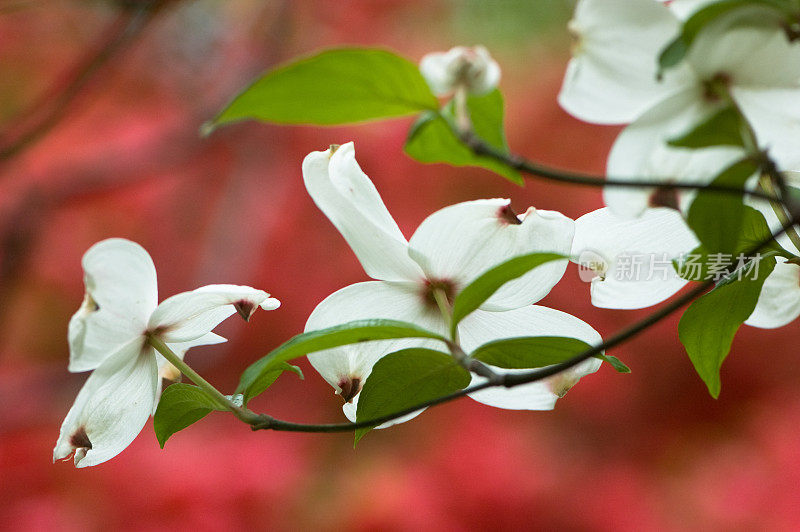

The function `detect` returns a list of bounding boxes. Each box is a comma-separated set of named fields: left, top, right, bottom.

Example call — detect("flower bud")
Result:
left=419, top=45, right=500, bottom=96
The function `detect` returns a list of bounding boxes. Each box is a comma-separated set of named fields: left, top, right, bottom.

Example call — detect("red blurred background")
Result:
left=2, top=1, right=800, bottom=530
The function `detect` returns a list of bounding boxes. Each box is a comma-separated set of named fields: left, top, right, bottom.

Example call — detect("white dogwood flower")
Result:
left=54, top=238, right=279, bottom=467
left=572, top=207, right=699, bottom=309
left=420, top=45, right=500, bottom=96
left=302, top=142, right=602, bottom=426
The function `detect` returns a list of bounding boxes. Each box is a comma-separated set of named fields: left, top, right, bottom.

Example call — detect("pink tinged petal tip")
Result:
left=497, top=204, right=523, bottom=225
left=234, top=300, right=257, bottom=322
left=337, top=376, right=362, bottom=403
left=61, top=426, right=92, bottom=465
left=648, top=187, right=680, bottom=210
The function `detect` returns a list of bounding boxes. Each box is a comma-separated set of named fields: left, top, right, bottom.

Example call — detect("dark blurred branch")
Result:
left=247, top=217, right=797, bottom=433
left=0, top=0, right=168, bottom=165
left=456, top=128, right=782, bottom=204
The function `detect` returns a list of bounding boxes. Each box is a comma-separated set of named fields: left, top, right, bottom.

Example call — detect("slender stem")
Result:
left=457, top=129, right=781, bottom=203
left=249, top=217, right=798, bottom=433
left=431, top=286, right=499, bottom=381
left=147, top=334, right=262, bottom=424
left=759, top=173, right=800, bottom=252
left=432, top=288, right=453, bottom=332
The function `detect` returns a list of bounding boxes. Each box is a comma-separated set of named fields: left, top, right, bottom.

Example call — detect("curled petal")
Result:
left=459, top=306, right=603, bottom=410
left=409, top=199, right=574, bottom=310
left=148, top=284, right=279, bottom=343
left=572, top=207, right=698, bottom=309
left=745, top=259, right=800, bottom=329
left=302, top=142, right=423, bottom=282
left=560, top=0, right=687, bottom=124
left=69, top=238, right=158, bottom=372
left=53, top=337, right=157, bottom=467
left=305, top=281, right=444, bottom=425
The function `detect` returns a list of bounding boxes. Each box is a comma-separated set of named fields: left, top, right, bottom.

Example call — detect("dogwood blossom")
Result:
left=419, top=45, right=500, bottom=96
left=572, top=207, right=699, bottom=309
left=301, top=142, right=602, bottom=425
left=54, top=238, right=279, bottom=467
left=561, top=0, right=800, bottom=217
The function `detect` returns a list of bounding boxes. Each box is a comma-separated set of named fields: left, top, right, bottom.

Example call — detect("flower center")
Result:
left=420, top=278, right=457, bottom=310
left=703, top=72, right=732, bottom=103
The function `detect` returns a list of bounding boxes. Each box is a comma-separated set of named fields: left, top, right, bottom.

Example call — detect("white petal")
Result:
left=68, top=238, right=158, bottom=372
left=302, top=143, right=424, bottom=282
left=689, top=25, right=800, bottom=89
left=605, top=88, right=745, bottom=217
left=305, top=281, right=445, bottom=426
left=733, top=87, right=800, bottom=171
left=572, top=207, right=698, bottom=309
left=560, top=0, right=688, bottom=124
left=745, top=258, right=800, bottom=329
left=148, top=284, right=278, bottom=343
left=53, top=337, right=157, bottom=467
left=458, top=306, right=603, bottom=410
left=408, top=199, right=574, bottom=310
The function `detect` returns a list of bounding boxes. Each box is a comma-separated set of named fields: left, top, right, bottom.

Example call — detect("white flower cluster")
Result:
left=54, top=1, right=800, bottom=467
left=559, top=0, right=800, bottom=327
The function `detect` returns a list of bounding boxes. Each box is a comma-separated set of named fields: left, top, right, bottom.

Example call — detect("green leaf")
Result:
left=210, top=48, right=438, bottom=128
left=354, top=348, right=471, bottom=444
left=678, top=253, right=776, bottom=397
left=449, top=252, right=567, bottom=337
left=597, top=354, right=631, bottom=373
left=237, top=319, right=448, bottom=403
left=404, top=90, right=523, bottom=184
left=243, top=362, right=304, bottom=404
left=667, top=106, right=748, bottom=149
left=687, top=158, right=760, bottom=257
left=470, top=336, right=592, bottom=369
left=153, top=384, right=228, bottom=448
left=677, top=206, right=789, bottom=281
left=658, top=0, right=789, bottom=73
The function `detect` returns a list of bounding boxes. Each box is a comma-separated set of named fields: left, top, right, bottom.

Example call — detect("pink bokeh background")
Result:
left=2, top=1, right=800, bottom=529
